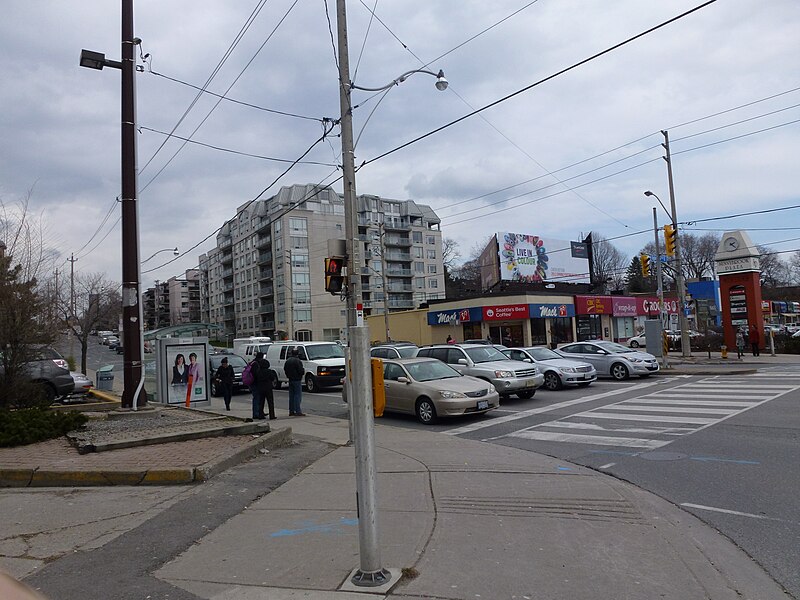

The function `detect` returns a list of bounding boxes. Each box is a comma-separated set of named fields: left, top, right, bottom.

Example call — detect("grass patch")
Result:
left=0, top=408, right=88, bottom=447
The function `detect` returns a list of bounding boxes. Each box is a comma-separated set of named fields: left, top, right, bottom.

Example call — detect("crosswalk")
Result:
left=502, top=372, right=800, bottom=450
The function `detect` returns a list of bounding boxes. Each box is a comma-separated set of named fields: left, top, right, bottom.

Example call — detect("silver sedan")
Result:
left=381, top=358, right=500, bottom=424
left=502, top=346, right=597, bottom=390
left=556, top=341, right=659, bottom=380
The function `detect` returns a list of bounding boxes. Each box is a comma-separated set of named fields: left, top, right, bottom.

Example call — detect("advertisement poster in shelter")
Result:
left=165, top=343, right=208, bottom=405
left=497, top=232, right=590, bottom=284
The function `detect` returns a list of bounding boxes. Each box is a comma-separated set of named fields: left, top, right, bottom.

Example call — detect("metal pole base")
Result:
left=351, top=568, right=392, bottom=587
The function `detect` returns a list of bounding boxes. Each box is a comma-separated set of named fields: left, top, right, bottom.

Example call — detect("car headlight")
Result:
left=628, top=358, right=643, bottom=363
left=439, top=390, right=467, bottom=399
left=494, top=370, right=514, bottom=378
left=559, top=367, right=576, bottom=373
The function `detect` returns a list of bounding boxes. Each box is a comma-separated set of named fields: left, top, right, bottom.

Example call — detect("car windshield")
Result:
left=596, top=341, right=634, bottom=354
left=210, top=355, right=247, bottom=368
left=405, top=361, right=461, bottom=382
left=464, top=346, right=508, bottom=363
left=527, top=347, right=562, bottom=361
left=306, top=344, right=345, bottom=360
left=396, top=346, right=418, bottom=358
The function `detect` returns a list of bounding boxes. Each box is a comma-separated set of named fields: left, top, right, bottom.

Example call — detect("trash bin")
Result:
left=96, top=365, right=115, bottom=391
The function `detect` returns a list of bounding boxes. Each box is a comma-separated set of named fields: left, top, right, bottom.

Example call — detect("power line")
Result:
left=682, top=204, right=800, bottom=226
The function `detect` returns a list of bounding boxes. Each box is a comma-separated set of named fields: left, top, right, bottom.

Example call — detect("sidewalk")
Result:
left=654, top=349, right=800, bottom=375
left=153, top=412, right=789, bottom=599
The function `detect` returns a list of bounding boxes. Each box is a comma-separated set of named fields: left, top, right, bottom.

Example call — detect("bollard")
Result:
left=721, top=344, right=728, bottom=359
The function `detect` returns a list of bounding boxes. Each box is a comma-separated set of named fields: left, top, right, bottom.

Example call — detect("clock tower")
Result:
left=714, top=230, right=763, bottom=353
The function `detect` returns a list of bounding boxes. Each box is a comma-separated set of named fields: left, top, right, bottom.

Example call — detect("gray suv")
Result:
left=416, top=344, right=544, bottom=399
left=0, top=346, right=75, bottom=403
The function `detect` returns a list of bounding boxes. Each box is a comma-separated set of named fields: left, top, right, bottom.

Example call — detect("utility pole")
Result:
left=378, top=224, right=390, bottom=342
left=286, top=249, right=293, bottom=340
left=662, top=130, right=691, bottom=358
left=68, top=253, right=77, bottom=324
left=336, top=0, right=391, bottom=587
left=653, top=208, right=669, bottom=369
left=154, top=280, right=160, bottom=329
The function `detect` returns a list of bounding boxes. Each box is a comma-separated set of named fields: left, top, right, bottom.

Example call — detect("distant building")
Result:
left=199, top=183, right=444, bottom=341
left=143, top=271, right=200, bottom=329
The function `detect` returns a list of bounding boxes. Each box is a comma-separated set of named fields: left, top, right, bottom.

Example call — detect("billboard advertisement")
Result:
left=498, top=232, right=589, bottom=284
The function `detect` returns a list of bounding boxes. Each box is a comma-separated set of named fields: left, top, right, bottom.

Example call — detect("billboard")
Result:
left=498, top=232, right=589, bottom=284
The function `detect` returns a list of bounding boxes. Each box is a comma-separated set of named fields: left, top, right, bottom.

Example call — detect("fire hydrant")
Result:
left=720, top=344, right=728, bottom=359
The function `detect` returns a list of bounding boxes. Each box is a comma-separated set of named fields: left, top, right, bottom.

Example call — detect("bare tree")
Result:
left=57, top=272, right=121, bottom=374
left=441, top=237, right=461, bottom=272
left=681, top=232, right=720, bottom=280
left=758, top=245, right=791, bottom=287
left=789, top=250, right=800, bottom=285
left=590, top=232, right=628, bottom=292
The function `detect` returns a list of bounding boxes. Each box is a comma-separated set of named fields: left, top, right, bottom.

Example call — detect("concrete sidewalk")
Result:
left=152, top=412, right=788, bottom=600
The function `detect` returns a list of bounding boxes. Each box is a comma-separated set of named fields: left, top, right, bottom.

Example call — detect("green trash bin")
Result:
left=96, top=365, right=115, bottom=391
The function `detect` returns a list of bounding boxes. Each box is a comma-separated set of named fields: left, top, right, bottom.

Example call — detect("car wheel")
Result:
left=516, top=390, right=535, bottom=399
left=305, top=374, right=317, bottom=393
left=611, top=363, right=630, bottom=381
left=39, top=383, right=56, bottom=405
left=543, top=371, right=562, bottom=391
left=415, top=397, right=437, bottom=424
left=271, top=372, right=281, bottom=390
left=630, top=340, right=640, bottom=348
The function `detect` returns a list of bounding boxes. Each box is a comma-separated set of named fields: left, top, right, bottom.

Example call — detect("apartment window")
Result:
left=295, top=309, right=312, bottom=322
left=294, top=290, right=311, bottom=304
left=296, top=329, right=313, bottom=341
left=275, top=220, right=282, bottom=233
left=415, top=277, right=425, bottom=289
left=290, top=236, right=308, bottom=249
left=427, top=249, right=436, bottom=259
left=371, top=260, right=382, bottom=273
left=323, top=328, right=340, bottom=342
left=414, top=262, right=424, bottom=273
left=428, top=279, right=438, bottom=289
left=427, top=264, right=437, bottom=274
left=413, top=247, right=423, bottom=258
left=426, top=235, right=436, bottom=245
left=288, top=217, right=307, bottom=234
left=292, top=273, right=310, bottom=286
left=291, top=253, right=309, bottom=268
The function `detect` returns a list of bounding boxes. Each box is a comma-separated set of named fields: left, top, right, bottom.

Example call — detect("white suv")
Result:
left=416, top=344, right=544, bottom=399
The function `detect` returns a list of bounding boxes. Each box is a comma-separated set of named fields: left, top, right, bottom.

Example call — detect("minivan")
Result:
left=265, top=341, right=346, bottom=393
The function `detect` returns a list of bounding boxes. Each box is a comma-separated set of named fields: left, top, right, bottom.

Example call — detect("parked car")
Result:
left=416, top=344, right=544, bottom=399
left=370, top=343, right=419, bottom=359
left=0, top=346, right=75, bottom=403
left=556, top=341, right=659, bottom=380
left=108, top=338, right=121, bottom=350
left=208, top=352, right=249, bottom=397
left=379, top=357, right=501, bottom=424
left=60, top=372, right=93, bottom=402
left=266, top=341, right=346, bottom=392
left=502, top=346, right=597, bottom=390
left=102, top=335, right=119, bottom=347
left=628, top=333, right=647, bottom=348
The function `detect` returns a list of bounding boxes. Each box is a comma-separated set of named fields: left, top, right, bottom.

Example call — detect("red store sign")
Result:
left=637, top=296, right=679, bottom=315
left=483, top=304, right=530, bottom=321
left=575, top=295, right=611, bottom=315
left=612, top=297, right=637, bottom=317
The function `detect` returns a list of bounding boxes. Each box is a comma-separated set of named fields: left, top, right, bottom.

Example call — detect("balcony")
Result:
left=388, top=299, right=415, bottom=309
left=386, top=268, right=412, bottom=277
left=384, top=220, right=411, bottom=231
left=222, top=268, right=233, bottom=279
left=259, top=251, right=272, bottom=264
left=256, top=235, right=271, bottom=248
left=260, top=284, right=274, bottom=296
left=259, top=267, right=273, bottom=280
left=384, top=236, right=412, bottom=247
left=388, top=284, right=413, bottom=292
left=220, top=250, right=233, bottom=265
left=385, top=252, right=411, bottom=262
left=223, top=282, right=233, bottom=292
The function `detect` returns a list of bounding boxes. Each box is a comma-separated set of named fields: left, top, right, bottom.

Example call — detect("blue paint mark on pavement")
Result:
left=271, top=517, right=359, bottom=538
left=557, top=466, right=572, bottom=471
left=689, top=456, right=760, bottom=465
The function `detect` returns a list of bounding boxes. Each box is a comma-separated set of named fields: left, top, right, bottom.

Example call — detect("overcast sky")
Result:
left=1, top=0, right=798, bottom=288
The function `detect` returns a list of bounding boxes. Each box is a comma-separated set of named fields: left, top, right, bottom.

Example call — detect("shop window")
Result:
left=576, top=315, right=602, bottom=341
left=530, top=319, right=547, bottom=345
left=550, top=317, right=574, bottom=345
left=489, top=325, right=523, bottom=347
left=462, top=322, right=481, bottom=340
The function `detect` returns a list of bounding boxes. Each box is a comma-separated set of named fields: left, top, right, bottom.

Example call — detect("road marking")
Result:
left=605, top=405, right=738, bottom=415
left=587, top=412, right=717, bottom=424
left=509, top=430, right=668, bottom=448
left=537, top=421, right=693, bottom=434
left=445, top=380, right=665, bottom=436
left=598, top=463, right=615, bottom=469
left=622, top=398, right=756, bottom=407
left=688, top=456, right=759, bottom=465
left=646, top=393, right=772, bottom=400
left=680, top=503, right=780, bottom=521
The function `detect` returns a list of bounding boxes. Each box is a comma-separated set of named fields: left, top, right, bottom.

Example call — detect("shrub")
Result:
left=0, top=408, right=88, bottom=447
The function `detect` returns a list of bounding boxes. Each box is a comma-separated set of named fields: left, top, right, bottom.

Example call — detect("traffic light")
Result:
left=324, top=257, right=345, bottom=294
left=664, top=224, right=677, bottom=257
left=640, top=253, right=651, bottom=277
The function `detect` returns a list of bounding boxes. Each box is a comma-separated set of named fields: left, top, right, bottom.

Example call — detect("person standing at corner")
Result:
left=749, top=324, right=760, bottom=357
left=735, top=329, right=746, bottom=359
left=284, top=347, right=305, bottom=416
left=214, top=357, right=234, bottom=411
left=253, top=351, right=276, bottom=420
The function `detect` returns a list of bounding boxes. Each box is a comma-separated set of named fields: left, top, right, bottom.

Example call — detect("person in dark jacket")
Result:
left=749, top=325, right=760, bottom=357
left=214, top=357, right=235, bottom=411
left=284, top=347, right=305, bottom=416
left=251, top=351, right=276, bottom=420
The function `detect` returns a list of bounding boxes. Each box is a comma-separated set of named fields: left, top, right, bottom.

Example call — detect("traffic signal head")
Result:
left=640, top=253, right=651, bottom=277
left=663, top=224, right=677, bottom=256
left=325, top=257, right=345, bottom=294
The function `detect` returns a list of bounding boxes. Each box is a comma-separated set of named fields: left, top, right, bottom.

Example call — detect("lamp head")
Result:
left=80, top=49, right=107, bottom=70
left=644, top=190, right=654, bottom=197
left=172, top=247, right=179, bottom=256
left=434, top=70, right=448, bottom=91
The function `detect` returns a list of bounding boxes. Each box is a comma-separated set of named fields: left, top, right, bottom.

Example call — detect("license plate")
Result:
left=583, top=374, right=592, bottom=380
left=477, top=400, right=489, bottom=410
left=525, top=379, right=537, bottom=387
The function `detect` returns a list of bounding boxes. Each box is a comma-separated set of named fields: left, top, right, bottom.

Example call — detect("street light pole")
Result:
left=335, top=0, right=390, bottom=587
left=652, top=207, right=669, bottom=369
left=379, top=224, right=390, bottom=342
left=661, top=130, right=691, bottom=358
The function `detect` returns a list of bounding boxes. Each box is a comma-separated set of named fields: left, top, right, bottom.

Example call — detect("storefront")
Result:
left=634, top=296, right=680, bottom=331
left=529, top=302, right=576, bottom=346
left=612, top=297, right=638, bottom=341
left=574, top=295, right=613, bottom=341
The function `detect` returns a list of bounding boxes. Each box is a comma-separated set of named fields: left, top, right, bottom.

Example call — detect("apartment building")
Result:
left=199, top=183, right=444, bottom=342
left=143, top=271, right=200, bottom=330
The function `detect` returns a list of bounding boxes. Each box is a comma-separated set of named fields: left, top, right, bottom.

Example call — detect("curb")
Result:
left=660, top=368, right=758, bottom=376
left=0, top=427, right=293, bottom=488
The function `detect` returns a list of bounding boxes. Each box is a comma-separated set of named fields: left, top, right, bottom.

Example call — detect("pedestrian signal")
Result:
left=324, top=257, right=345, bottom=294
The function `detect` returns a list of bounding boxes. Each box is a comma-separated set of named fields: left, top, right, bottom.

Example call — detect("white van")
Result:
left=232, top=337, right=272, bottom=361
left=265, top=341, right=346, bottom=393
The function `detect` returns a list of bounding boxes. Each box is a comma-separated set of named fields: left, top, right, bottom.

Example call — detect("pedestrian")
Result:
left=735, top=329, right=745, bottom=359
left=214, top=357, right=235, bottom=410
left=284, top=347, right=305, bottom=416
left=749, top=325, right=760, bottom=357
left=252, top=351, right=276, bottom=420
left=446, top=334, right=455, bottom=344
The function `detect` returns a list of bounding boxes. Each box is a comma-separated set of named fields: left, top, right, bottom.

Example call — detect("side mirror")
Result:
left=396, top=376, right=410, bottom=384
left=523, top=358, right=533, bottom=363
left=457, top=358, right=468, bottom=365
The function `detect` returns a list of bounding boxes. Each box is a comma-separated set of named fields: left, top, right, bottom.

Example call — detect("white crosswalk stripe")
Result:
left=503, top=372, right=800, bottom=449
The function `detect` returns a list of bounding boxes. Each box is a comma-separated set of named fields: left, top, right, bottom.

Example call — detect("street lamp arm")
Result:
left=644, top=191, right=673, bottom=223
left=142, top=247, right=179, bottom=264
left=350, top=69, right=448, bottom=92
